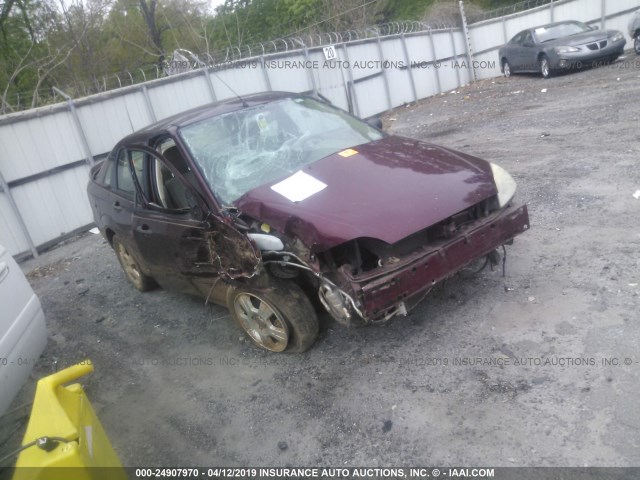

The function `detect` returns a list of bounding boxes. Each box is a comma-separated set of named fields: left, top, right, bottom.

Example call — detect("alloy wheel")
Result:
left=233, top=293, right=289, bottom=352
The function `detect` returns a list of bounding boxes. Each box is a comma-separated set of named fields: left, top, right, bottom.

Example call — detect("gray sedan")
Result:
left=498, top=21, right=626, bottom=78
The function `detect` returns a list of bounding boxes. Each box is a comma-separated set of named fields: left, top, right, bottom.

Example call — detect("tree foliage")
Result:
left=0, top=0, right=528, bottom=113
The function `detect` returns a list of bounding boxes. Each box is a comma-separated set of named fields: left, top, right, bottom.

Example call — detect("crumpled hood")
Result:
left=235, top=135, right=497, bottom=252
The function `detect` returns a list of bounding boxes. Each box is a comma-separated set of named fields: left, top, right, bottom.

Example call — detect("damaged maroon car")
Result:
left=87, top=92, right=529, bottom=353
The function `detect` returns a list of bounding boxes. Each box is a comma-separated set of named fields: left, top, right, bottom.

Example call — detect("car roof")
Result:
left=120, top=91, right=299, bottom=146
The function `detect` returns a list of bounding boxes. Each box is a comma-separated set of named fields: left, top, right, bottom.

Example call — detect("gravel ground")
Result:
left=3, top=53, right=640, bottom=468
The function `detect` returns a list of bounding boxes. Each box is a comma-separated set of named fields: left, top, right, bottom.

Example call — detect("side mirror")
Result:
left=366, top=117, right=383, bottom=130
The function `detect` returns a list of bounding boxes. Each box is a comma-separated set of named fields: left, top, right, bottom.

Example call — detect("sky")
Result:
left=210, top=0, right=226, bottom=9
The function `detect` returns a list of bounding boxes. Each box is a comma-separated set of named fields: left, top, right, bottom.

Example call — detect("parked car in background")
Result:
left=629, top=9, right=640, bottom=54
left=87, top=92, right=529, bottom=353
left=499, top=20, right=626, bottom=78
left=0, top=244, right=47, bottom=414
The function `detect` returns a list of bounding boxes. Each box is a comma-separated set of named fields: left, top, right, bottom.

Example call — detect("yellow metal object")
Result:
left=13, top=360, right=126, bottom=480
left=260, top=223, right=271, bottom=233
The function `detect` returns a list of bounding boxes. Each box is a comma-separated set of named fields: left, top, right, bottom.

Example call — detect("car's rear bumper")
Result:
left=343, top=203, right=530, bottom=320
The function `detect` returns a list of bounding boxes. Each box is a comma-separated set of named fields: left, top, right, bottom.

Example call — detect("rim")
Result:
left=234, top=293, right=289, bottom=352
left=541, top=58, right=549, bottom=77
left=504, top=62, right=511, bottom=77
left=116, top=242, right=142, bottom=284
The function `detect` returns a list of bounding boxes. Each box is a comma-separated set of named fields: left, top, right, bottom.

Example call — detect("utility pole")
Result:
left=459, top=1, right=477, bottom=83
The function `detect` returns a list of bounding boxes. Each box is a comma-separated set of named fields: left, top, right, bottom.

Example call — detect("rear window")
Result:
left=116, top=150, right=135, bottom=194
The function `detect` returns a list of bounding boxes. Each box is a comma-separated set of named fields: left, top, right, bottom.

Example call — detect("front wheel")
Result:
left=635, top=35, right=640, bottom=55
left=227, top=278, right=319, bottom=353
left=540, top=56, right=552, bottom=78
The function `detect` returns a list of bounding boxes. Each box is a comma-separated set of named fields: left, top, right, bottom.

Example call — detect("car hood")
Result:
left=235, top=136, right=497, bottom=252
left=542, top=30, right=617, bottom=47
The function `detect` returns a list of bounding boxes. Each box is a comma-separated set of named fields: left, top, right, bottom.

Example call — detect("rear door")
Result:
left=107, top=148, right=140, bottom=248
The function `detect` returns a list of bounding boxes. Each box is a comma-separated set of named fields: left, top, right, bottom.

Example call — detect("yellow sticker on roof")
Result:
left=338, top=148, right=358, bottom=157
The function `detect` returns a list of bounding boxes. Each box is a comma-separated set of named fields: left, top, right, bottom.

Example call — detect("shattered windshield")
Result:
left=178, top=97, right=384, bottom=204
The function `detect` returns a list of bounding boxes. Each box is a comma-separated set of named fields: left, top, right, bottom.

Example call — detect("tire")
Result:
left=227, top=278, right=319, bottom=353
left=635, top=35, right=640, bottom=55
left=540, top=55, right=552, bottom=79
left=113, top=236, right=156, bottom=292
left=503, top=60, right=511, bottom=78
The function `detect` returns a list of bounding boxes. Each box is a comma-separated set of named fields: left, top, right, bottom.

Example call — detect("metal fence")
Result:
left=0, top=0, right=638, bottom=258
left=1, top=21, right=441, bottom=115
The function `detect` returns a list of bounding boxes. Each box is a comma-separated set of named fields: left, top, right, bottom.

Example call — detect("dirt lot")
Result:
left=4, top=54, right=640, bottom=468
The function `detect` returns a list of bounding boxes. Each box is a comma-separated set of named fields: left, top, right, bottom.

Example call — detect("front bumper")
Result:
left=343, top=203, right=529, bottom=320
left=552, top=41, right=626, bottom=69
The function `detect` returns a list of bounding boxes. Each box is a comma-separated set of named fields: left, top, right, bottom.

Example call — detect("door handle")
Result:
left=0, top=261, right=9, bottom=283
left=112, top=201, right=122, bottom=212
left=136, top=224, right=152, bottom=234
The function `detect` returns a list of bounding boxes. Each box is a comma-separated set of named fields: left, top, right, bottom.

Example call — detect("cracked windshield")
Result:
left=179, top=97, right=384, bottom=204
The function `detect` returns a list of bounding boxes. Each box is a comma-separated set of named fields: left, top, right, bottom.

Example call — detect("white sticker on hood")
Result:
left=270, top=170, right=327, bottom=202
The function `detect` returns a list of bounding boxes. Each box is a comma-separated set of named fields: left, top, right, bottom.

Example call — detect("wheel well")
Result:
left=105, top=228, right=115, bottom=246
left=538, top=52, right=547, bottom=61
left=634, top=29, right=640, bottom=39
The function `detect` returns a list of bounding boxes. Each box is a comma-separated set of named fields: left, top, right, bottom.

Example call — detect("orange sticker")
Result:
left=338, top=148, right=358, bottom=157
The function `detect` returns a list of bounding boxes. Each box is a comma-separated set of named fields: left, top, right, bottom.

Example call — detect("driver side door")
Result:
left=519, top=30, right=539, bottom=72
left=128, top=146, right=261, bottom=298
left=129, top=147, right=216, bottom=295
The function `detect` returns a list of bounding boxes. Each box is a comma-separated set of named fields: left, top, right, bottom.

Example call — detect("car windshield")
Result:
left=533, top=21, right=589, bottom=43
left=179, top=97, right=384, bottom=204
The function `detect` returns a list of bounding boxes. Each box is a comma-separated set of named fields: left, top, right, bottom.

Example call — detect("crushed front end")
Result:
left=312, top=198, right=529, bottom=325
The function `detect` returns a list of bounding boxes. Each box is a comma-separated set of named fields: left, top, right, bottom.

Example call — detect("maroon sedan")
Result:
left=87, top=92, right=529, bottom=352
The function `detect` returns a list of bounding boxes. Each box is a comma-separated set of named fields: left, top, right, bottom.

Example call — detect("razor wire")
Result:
left=1, top=20, right=452, bottom=114
left=167, top=20, right=442, bottom=70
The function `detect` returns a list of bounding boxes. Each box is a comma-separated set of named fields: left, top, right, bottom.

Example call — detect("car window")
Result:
left=156, top=137, right=176, bottom=156
left=130, top=150, right=151, bottom=199
left=150, top=158, right=192, bottom=211
left=115, top=149, right=153, bottom=200
left=150, top=138, right=197, bottom=211
left=510, top=32, right=523, bottom=44
left=115, top=150, right=135, bottom=195
left=522, top=31, right=533, bottom=45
